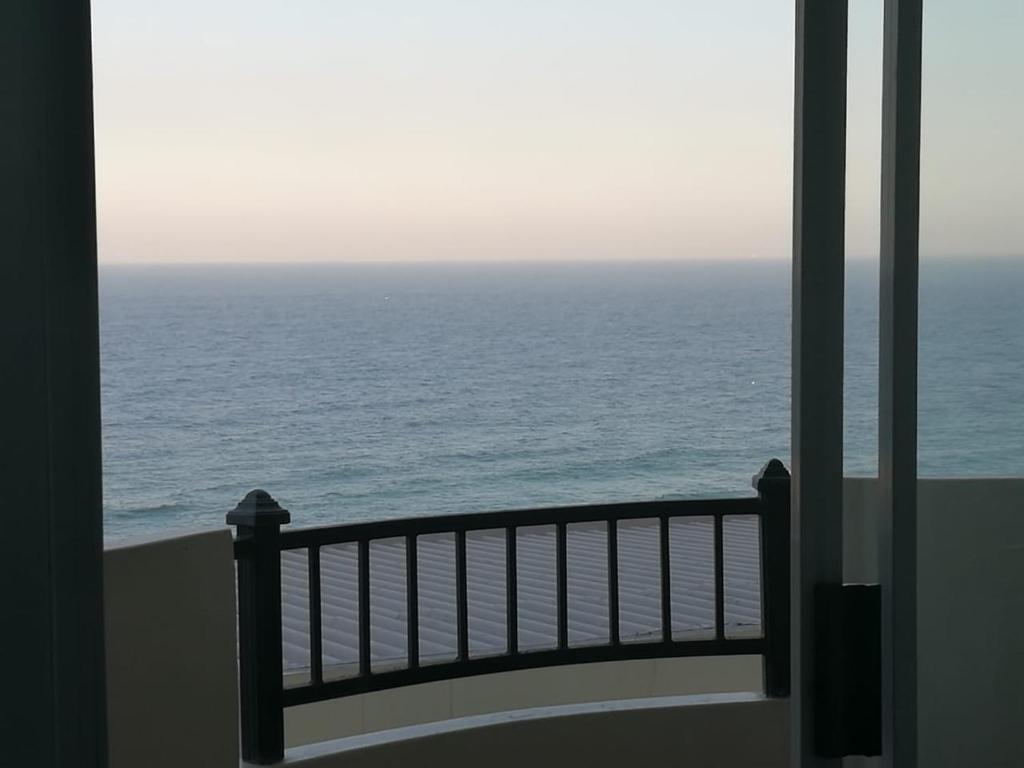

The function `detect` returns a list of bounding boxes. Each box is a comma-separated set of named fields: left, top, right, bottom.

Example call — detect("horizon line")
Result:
left=96, top=253, right=1022, bottom=268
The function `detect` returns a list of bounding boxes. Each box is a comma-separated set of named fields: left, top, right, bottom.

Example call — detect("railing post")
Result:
left=755, top=458, right=791, bottom=698
left=228, top=490, right=290, bottom=764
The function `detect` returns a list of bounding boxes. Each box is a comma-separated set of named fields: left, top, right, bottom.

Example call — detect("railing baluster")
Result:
left=608, top=519, right=619, bottom=645
left=308, top=546, right=323, bottom=685
left=506, top=526, right=518, bottom=654
left=456, top=530, right=469, bottom=662
left=714, top=513, right=726, bottom=642
left=358, top=539, right=370, bottom=677
left=556, top=522, right=568, bottom=650
left=660, top=516, right=672, bottom=643
left=227, top=489, right=290, bottom=765
left=406, top=534, right=419, bottom=669
left=754, top=458, right=792, bottom=697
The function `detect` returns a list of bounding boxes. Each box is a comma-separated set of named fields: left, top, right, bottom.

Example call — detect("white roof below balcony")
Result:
left=278, top=516, right=763, bottom=675
left=276, top=518, right=765, bottom=671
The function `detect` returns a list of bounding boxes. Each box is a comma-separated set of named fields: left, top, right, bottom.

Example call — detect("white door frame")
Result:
left=791, top=2, right=849, bottom=765
left=791, top=1, right=922, bottom=766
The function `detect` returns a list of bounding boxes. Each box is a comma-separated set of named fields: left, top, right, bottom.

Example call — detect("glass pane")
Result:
left=916, top=3, right=1024, bottom=765
left=919, top=1, right=1024, bottom=476
left=844, top=0, right=884, bottom=477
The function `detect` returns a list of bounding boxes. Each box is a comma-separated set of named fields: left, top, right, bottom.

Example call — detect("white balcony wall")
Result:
left=844, top=478, right=1024, bottom=768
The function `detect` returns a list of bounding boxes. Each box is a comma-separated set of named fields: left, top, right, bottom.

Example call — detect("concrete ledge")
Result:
left=281, top=692, right=789, bottom=768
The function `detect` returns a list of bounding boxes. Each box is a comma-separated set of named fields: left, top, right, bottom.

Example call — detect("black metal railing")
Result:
left=230, top=459, right=791, bottom=764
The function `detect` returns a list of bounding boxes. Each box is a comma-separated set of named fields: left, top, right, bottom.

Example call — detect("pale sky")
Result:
left=91, top=1, right=1022, bottom=265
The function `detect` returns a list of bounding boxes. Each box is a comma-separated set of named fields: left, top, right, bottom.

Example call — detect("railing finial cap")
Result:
left=226, top=489, right=290, bottom=527
left=752, top=458, right=790, bottom=492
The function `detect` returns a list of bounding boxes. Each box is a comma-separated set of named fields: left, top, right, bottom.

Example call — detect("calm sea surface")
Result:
left=99, top=259, right=1024, bottom=540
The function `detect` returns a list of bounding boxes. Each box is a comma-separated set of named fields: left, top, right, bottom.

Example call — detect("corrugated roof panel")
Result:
left=279, top=518, right=761, bottom=672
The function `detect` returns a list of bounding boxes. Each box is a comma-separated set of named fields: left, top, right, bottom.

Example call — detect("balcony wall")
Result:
left=101, top=478, right=1024, bottom=767
left=285, top=655, right=762, bottom=746
left=844, top=478, right=1024, bottom=768
left=104, top=529, right=239, bottom=768
left=284, top=693, right=788, bottom=768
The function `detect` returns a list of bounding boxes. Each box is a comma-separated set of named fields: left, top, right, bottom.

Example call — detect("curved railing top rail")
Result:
left=240, top=495, right=762, bottom=554
left=229, top=458, right=791, bottom=764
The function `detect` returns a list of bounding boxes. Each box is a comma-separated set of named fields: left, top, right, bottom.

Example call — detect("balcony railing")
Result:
left=229, top=459, right=791, bottom=764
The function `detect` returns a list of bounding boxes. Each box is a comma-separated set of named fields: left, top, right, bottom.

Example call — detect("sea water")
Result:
left=99, top=258, right=1024, bottom=540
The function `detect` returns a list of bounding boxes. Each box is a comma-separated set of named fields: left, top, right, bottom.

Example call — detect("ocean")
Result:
left=99, top=259, right=1024, bottom=541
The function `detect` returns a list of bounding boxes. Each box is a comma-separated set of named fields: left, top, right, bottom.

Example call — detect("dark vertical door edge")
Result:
left=878, top=1, right=923, bottom=765
left=0, top=0, right=108, bottom=765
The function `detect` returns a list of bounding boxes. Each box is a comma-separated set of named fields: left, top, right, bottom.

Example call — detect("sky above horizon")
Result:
left=91, top=1, right=1022, bottom=265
